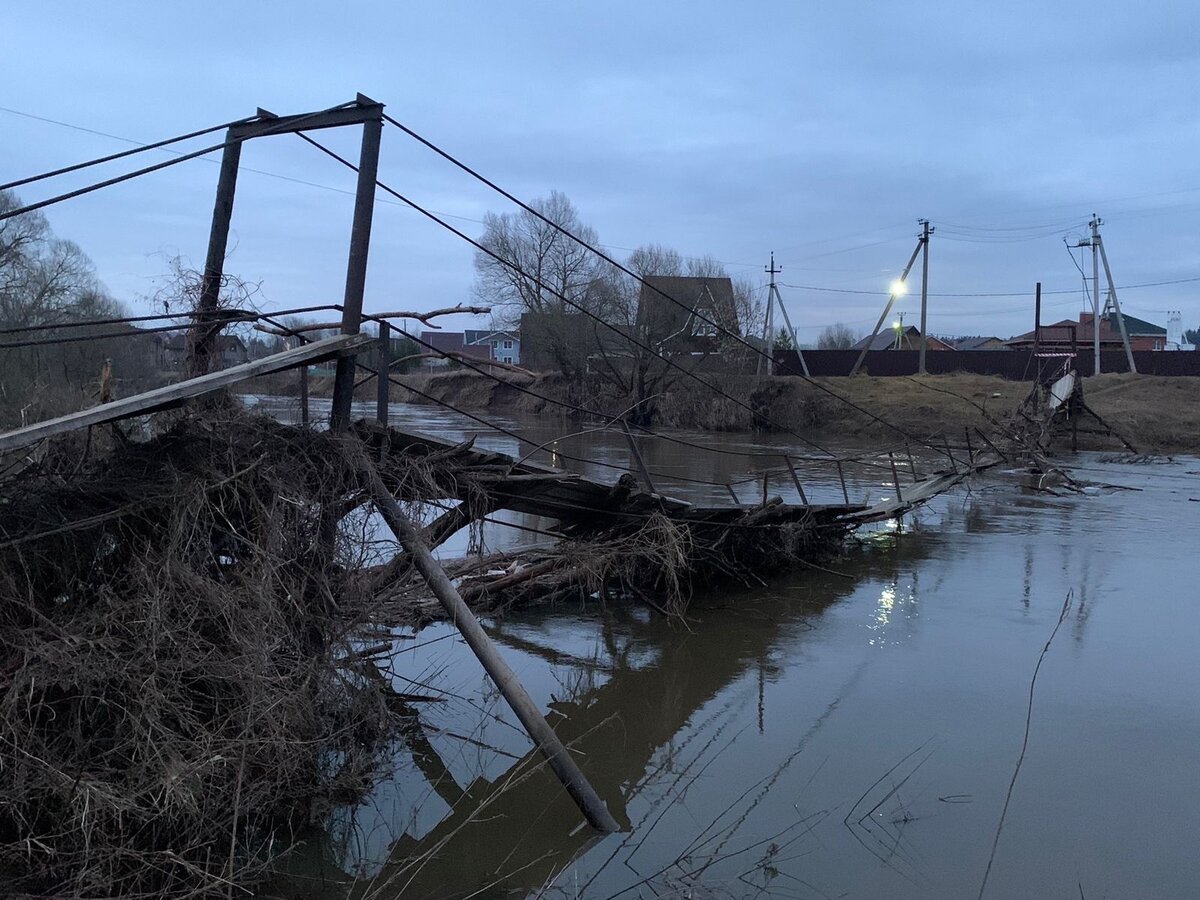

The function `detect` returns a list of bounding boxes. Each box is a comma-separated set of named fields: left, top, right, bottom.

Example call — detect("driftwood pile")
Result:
left=0, top=407, right=858, bottom=897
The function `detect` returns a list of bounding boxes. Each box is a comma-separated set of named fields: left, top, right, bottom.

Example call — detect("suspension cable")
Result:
left=0, top=101, right=359, bottom=224
left=381, top=114, right=936, bottom=452
left=296, top=132, right=841, bottom=460
left=0, top=114, right=263, bottom=193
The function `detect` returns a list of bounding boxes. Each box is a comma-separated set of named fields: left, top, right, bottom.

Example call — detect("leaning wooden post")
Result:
left=620, top=419, right=657, bottom=495
left=888, top=452, right=903, bottom=502
left=330, top=105, right=384, bottom=432
left=783, top=456, right=808, bottom=504
left=375, top=319, right=391, bottom=425
left=725, top=483, right=740, bottom=505
left=360, top=460, right=620, bottom=833
left=299, top=362, right=310, bottom=425
left=760, top=472, right=769, bottom=507
left=187, top=132, right=243, bottom=377
left=835, top=460, right=850, bottom=504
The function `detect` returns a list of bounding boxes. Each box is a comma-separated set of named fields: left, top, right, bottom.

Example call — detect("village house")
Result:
left=953, top=335, right=1007, bottom=351
left=1006, top=310, right=1168, bottom=352
left=850, top=326, right=955, bottom=352
left=464, top=328, right=521, bottom=365
left=636, top=275, right=740, bottom=352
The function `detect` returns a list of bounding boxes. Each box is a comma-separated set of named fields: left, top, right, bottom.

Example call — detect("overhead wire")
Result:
left=377, top=115, right=939, bottom=454
left=0, top=101, right=360, bottom=224
left=295, top=130, right=847, bottom=460
left=0, top=114, right=263, bottom=193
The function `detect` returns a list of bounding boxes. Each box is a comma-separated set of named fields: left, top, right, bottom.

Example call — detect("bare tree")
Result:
left=817, top=322, right=858, bottom=350
left=0, top=190, right=117, bottom=328
left=473, top=191, right=603, bottom=323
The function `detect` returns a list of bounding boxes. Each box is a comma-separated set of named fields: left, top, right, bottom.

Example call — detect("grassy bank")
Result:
left=387, top=370, right=1200, bottom=454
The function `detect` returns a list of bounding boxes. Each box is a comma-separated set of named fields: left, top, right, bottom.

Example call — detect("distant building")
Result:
left=954, top=335, right=1006, bottom=351
left=465, top=328, right=521, bottom=365
left=851, top=326, right=955, bottom=352
left=636, top=275, right=739, bottom=352
left=157, top=332, right=247, bottom=369
left=1007, top=310, right=1167, bottom=352
left=1165, top=310, right=1196, bottom=351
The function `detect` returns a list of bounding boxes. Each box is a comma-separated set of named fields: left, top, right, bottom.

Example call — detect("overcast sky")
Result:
left=5, top=1, right=1200, bottom=341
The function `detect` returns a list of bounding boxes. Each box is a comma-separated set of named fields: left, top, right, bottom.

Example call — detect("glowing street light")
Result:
left=890, top=278, right=908, bottom=296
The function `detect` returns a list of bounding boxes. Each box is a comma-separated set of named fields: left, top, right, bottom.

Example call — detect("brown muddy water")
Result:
left=249, top=396, right=1200, bottom=899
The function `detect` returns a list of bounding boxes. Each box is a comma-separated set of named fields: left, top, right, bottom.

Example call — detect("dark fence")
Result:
left=774, top=349, right=1200, bottom=379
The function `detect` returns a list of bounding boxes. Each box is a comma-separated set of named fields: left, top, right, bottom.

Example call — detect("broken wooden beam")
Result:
left=0, top=333, right=372, bottom=455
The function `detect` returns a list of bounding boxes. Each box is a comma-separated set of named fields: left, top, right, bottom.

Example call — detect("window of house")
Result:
left=503, top=340, right=513, bottom=349
left=491, top=340, right=498, bottom=348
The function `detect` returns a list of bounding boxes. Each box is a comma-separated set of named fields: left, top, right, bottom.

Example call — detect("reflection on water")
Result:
left=252, top=398, right=1200, bottom=899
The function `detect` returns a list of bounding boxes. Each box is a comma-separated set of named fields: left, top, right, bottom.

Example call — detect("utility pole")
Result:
left=1094, top=223, right=1138, bottom=374
left=1090, top=215, right=1101, bottom=375
left=850, top=229, right=925, bottom=376
left=917, top=219, right=933, bottom=375
left=758, top=257, right=776, bottom=376
left=759, top=252, right=808, bottom=377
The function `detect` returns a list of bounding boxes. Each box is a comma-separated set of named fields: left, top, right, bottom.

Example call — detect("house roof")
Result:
left=1008, top=320, right=1087, bottom=344
left=1105, top=312, right=1166, bottom=336
left=636, top=275, right=738, bottom=341
left=850, top=325, right=951, bottom=351
left=955, top=335, right=1004, bottom=350
left=465, top=329, right=520, bottom=345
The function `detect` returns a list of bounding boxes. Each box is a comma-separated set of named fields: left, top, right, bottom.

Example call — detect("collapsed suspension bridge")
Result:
left=1, top=94, right=1023, bottom=847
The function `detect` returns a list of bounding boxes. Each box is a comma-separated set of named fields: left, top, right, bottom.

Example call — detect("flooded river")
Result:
left=253, top=397, right=1200, bottom=898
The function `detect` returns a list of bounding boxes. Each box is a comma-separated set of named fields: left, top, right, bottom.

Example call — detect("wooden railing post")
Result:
left=375, top=319, right=390, bottom=425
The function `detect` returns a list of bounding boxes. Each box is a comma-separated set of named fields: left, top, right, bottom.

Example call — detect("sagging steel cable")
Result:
left=381, top=114, right=938, bottom=453
left=0, top=304, right=344, bottom=350
left=295, top=132, right=841, bottom=462
left=0, top=101, right=361, bottom=224
left=371, top=314, right=904, bottom=480
left=0, top=304, right=343, bottom=336
left=0, top=114, right=264, bottom=193
left=254, top=312, right=735, bottom=491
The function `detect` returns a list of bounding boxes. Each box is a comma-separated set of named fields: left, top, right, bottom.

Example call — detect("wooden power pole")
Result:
left=917, top=219, right=933, bottom=375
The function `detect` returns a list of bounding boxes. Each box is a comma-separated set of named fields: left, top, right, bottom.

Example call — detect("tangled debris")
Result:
left=0, top=407, right=863, bottom=897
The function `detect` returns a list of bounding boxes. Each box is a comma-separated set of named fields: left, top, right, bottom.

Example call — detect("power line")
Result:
left=380, top=114, right=935, bottom=454
left=779, top=275, right=1200, bottom=298
left=298, top=129, right=848, bottom=459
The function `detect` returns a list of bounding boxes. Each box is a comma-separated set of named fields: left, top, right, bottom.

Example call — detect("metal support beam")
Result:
left=850, top=238, right=924, bottom=376
left=330, top=109, right=384, bottom=432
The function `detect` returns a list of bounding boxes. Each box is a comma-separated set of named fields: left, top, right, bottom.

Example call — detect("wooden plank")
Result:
left=0, top=333, right=373, bottom=454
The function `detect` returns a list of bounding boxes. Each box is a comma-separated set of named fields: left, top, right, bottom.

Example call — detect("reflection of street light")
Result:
left=890, top=279, right=908, bottom=296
